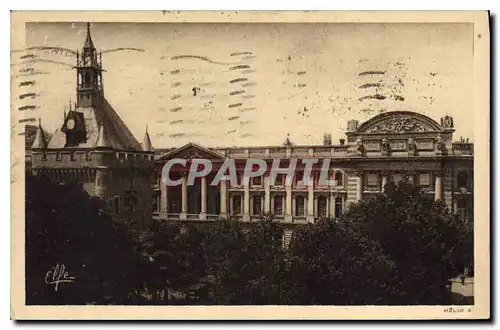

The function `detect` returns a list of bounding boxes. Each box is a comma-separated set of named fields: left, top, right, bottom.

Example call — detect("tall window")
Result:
left=274, top=196, right=283, bottom=215
left=113, top=196, right=120, bottom=214
left=457, top=199, right=468, bottom=222
left=366, top=173, right=379, bottom=188
left=252, top=196, right=262, bottom=215
left=232, top=195, right=242, bottom=215
left=418, top=173, right=431, bottom=186
left=457, top=172, right=468, bottom=189
left=334, top=172, right=343, bottom=186
left=274, top=174, right=285, bottom=186
left=295, top=196, right=305, bottom=216
left=317, top=196, right=327, bottom=217
left=334, top=197, right=343, bottom=218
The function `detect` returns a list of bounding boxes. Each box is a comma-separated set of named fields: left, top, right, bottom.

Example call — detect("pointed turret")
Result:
left=95, top=123, right=112, bottom=149
left=32, top=118, right=47, bottom=149
left=142, top=125, right=153, bottom=151
left=83, top=22, right=95, bottom=50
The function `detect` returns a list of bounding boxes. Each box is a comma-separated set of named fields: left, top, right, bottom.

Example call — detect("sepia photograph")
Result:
left=10, top=11, right=490, bottom=320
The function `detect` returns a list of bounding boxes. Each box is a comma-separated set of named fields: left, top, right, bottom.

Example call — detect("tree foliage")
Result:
left=26, top=176, right=472, bottom=305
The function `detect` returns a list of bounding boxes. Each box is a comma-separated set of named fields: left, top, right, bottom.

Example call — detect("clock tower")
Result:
left=75, top=23, right=104, bottom=107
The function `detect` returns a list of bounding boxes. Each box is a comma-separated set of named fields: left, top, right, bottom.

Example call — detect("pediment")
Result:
left=356, top=111, right=443, bottom=135
left=157, top=142, right=226, bottom=161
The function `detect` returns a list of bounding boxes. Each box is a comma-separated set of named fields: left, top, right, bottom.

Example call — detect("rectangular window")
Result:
left=70, top=152, right=76, bottom=161
left=252, top=196, right=262, bottom=215
left=85, top=151, right=92, bottom=161
left=274, top=174, right=285, bottom=186
left=252, top=176, right=262, bottom=186
left=295, top=196, right=305, bottom=216
left=274, top=196, right=283, bottom=215
left=56, top=152, right=62, bottom=161
left=233, top=195, right=242, bottom=215
left=318, top=196, right=327, bottom=217
left=418, top=173, right=431, bottom=186
left=366, top=173, right=379, bottom=187
left=124, top=191, right=138, bottom=210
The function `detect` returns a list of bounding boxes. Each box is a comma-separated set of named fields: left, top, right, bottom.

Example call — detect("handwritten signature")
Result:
left=45, top=263, right=75, bottom=292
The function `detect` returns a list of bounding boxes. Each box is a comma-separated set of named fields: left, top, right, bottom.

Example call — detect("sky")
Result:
left=14, top=22, right=474, bottom=148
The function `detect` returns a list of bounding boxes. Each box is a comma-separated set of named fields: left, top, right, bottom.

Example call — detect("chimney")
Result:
left=323, top=133, right=332, bottom=146
left=339, top=138, right=345, bottom=145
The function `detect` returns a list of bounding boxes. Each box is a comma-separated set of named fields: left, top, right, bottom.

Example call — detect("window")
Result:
left=252, top=196, right=262, bottom=215
left=295, top=172, right=304, bottom=186
left=334, top=197, right=343, bottom=218
left=56, top=152, right=62, bottom=161
left=418, top=173, right=430, bottom=186
left=274, top=196, right=283, bottom=215
left=366, top=173, right=379, bottom=188
left=457, top=199, right=468, bottom=222
left=252, top=175, right=262, bottom=186
left=317, top=196, right=327, bottom=217
left=457, top=172, right=468, bottom=189
left=274, top=174, right=285, bottom=186
left=113, top=196, right=120, bottom=214
left=334, top=172, right=343, bottom=186
left=295, top=196, right=305, bottom=216
left=232, top=195, right=242, bottom=215
left=70, top=152, right=76, bottom=161
left=124, top=191, right=138, bottom=210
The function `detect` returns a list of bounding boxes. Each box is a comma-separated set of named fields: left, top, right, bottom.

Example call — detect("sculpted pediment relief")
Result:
left=365, top=117, right=432, bottom=133
left=355, top=111, right=443, bottom=135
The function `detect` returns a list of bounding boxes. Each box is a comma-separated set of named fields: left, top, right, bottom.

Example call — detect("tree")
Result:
left=25, top=174, right=143, bottom=305
left=287, top=181, right=473, bottom=305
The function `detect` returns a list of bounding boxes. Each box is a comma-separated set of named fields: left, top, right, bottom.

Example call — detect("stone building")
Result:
left=29, top=23, right=154, bottom=226
left=152, top=111, right=473, bottom=244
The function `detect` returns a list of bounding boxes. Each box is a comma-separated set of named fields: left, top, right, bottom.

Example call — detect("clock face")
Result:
left=66, top=119, right=76, bottom=130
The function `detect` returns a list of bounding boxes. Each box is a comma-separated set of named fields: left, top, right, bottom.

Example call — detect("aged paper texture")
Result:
left=11, top=10, right=490, bottom=320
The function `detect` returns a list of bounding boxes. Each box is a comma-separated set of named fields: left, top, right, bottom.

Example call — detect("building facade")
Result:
left=29, top=24, right=155, bottom=226
left=152, top=111, right=473, bottom=243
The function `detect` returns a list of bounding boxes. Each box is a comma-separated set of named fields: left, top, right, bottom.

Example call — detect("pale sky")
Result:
left=15, top=22, right=474, bottom=148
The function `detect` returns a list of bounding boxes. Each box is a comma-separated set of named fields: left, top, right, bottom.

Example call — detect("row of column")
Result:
left=159, top=173, right=346, bottom=219
left=352, top=171, right=444, bottom=202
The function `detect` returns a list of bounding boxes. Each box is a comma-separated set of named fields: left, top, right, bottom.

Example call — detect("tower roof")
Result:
left=142, top=126, right=153, bottom=151
left=31, top=119, right=47, bottom=149
left=83, top=22, right=95, bottom=50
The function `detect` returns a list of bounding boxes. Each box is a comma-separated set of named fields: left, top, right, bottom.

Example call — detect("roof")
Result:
left=47, top=97, right=142, bottom=150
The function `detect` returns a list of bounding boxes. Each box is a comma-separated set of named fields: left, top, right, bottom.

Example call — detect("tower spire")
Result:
left=142, top=125, right=153, bottom=151
left=32, top=118, right=47, bottom=149
left=83, top=22, right=95, bottom=50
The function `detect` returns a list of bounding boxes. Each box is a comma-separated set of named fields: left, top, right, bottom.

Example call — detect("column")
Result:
left=200, top=176, right=207, bottom=220
left=329, top=192, right=335, bottom=218
left=264, top=175, right=270, bottom=213
left=220, top=180, right=227, bottom=218
left=307, top=179, right=314, bottom=222
left=243, top=181, right=250, bottom=221
left=180, top=172, right=187, bottom=219
left=160, top=180, right=168, bottom=214
left=285, top=182, right=292, bottom=222
left=355, top=171, right=363, bottom=202
left=435, top=172, right=443, bottom=201
left=381, top=172, right=388, bottom=192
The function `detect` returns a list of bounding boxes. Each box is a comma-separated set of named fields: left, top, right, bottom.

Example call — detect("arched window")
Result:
left=457, top=172, right=468, bottom=189
left=334, top=172, right=343, bottom=186
left=334, top=197, right=343, bottom=218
